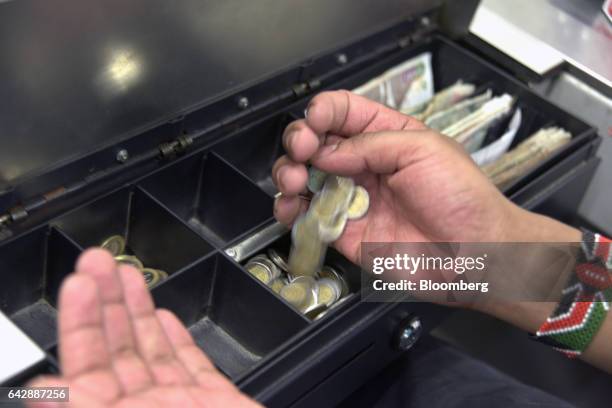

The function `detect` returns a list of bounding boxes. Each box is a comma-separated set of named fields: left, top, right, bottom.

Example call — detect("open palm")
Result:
left=273, top=91, right=513, bottom=264
left=28, top=249, right=258, bottom=408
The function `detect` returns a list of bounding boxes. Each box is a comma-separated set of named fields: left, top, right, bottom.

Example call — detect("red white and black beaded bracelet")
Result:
left=532, top=231, right=611, bottom=357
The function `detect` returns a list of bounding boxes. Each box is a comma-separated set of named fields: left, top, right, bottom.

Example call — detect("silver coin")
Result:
left=267, top=248, right=289, bottom=273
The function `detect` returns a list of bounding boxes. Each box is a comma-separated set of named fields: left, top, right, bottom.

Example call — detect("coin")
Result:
left=248, top=255, right=281, bottom=280
left=115, top=255, right=144, bottom=270
left=303, top=303, right=327, bottom=319
left=317, top=278, right=342, bottom=306
left=314, top=295, right=352, bottom=320
left=101, top=235, right=126, bottom=256
left=267, top=248, right=289, bottom=273
left=268, top=276, right=288, bottom=294
left=319, top=266, right=349, bottom=296
left=279, top=276, right=317, bottom=312
left=346, top=186, right=370, bottom=220
left=288, top=215, right=326, bottom=277
left=307, top=167, right=328, bottom=193
left=246, top=261, right=273, bottom=284
left=142, top=268, right=168, bottom=288
left=318, top=212, right=348, bottom=243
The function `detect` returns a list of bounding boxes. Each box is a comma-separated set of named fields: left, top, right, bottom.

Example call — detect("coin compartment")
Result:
left=213, top=114, right=295, bottom=196
left=240, top=233, right=362, bottom=317
left=151, top=253, right=308, bottom=379
left=139, top=152, right=274, bottom=246
left=53, top=187, right=214, bottom=277
left=0, top=226, right=82, bottom=351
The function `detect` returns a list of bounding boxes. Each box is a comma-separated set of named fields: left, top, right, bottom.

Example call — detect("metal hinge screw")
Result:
left=237, top=96, right=249, bottom=110
left=336, top=53, right=348, bottom=65
left=116, top=149, right=129, bottom=163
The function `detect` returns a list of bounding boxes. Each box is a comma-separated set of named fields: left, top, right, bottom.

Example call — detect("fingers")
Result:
left=305, top=90, right=426, bottom=137
left=273, top=194, right=308, bottom=227
left=311, top=130, right=434, bottom=176
left=57, top=274, right=122, bottom=402
left=282, top=119, right=322, bottom=162
left=118, top=266, right=194, bottom=386
left=75, top=249, right=153, bottom=394
left=156, top=309, right=236, bottom=390
left=271, top=156, right=308, bottom=196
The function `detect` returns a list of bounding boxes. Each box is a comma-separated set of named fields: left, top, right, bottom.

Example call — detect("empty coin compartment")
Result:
left=213, top=114, right=295, bottom=196
left=151, top=253, right=308, bottom=380
left=53, top=187, right=213, bottom=277
left=0, top=226, right=82, bottom=350
left=139, top=152, right=274, bottom=246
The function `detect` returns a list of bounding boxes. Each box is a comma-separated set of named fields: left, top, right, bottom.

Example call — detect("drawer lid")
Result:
left=0, top=0, right=442, bottom=189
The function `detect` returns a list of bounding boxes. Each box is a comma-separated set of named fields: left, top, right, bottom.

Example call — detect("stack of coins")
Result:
left=244, top=248, right=350, bottom=319
left=100, top=235, right=168, bottom=289
left=289, top=172, right=370, bottom=278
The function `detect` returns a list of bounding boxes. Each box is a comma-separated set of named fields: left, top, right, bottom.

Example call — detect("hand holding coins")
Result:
left=245, top=248, right=349, bottom=320
left=100, top=235, right=168, bottom=288
left=289, top=173, right=370, bottom=278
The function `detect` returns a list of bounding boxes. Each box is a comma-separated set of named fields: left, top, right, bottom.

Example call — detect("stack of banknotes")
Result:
left=352, top=52, right=571, bottom=189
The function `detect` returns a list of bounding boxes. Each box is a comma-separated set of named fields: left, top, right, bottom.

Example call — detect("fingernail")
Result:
left=277, top=166, right=288, bottom=191
left=285, top=131, right=297, bottom=151
left=317, top=143, right=338, bottom=158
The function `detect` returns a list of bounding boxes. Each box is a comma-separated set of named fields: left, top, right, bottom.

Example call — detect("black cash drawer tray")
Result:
left=0, top=32, right=599, bottom=405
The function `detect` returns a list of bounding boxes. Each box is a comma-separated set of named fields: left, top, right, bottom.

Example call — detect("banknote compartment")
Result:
left=212, top=114, right=296, bottom=197
left=151, top=253, right=308, bottom=380
left=327, top=36, right=594, bottom=196
left=139, top=152, right=274, bottom=247
left=53, top=186, right=214, bottom=278
left=0, top=226, right=82, bottom=351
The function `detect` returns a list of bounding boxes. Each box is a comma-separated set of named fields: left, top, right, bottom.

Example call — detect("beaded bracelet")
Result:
left=532, top=231, right=611, bottom=358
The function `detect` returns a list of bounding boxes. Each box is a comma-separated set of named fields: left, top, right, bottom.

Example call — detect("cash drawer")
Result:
left=0, top=4, right=601, bottom=406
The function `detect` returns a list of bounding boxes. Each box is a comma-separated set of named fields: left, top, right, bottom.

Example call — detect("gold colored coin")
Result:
left=346, top=186, right=370, bottom=220
left=320, top=266, right=349, bottom=296
left=246, top=262, right=272, bottom=284
left=280, top=276, right=317, bottom=312
left=142, top=268, right=167, bottom=288
left=318, top=213, right=348, bottom=243
left=268, top=277, right=287, bottom=294
left=288, top=215, right=326, bottom=277
left=317, top=278, right=341, bottom=306
left=249, top=255, right=281, bottom=279
left=115, top=255, right=144, bottom=270
left=101, top=235, right=126, bottom=256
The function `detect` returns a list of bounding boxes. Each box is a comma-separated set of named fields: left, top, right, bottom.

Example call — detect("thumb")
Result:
left=311, top=130, right=435, bottom=176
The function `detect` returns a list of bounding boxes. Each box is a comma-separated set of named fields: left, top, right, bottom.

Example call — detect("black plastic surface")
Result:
left=0, top=0, right=441, bottom=187
left=152, top=253, right=308, bottom=380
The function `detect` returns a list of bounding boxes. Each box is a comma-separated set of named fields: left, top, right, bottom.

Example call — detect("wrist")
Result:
left=501, top=203, right=581, bottom=242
